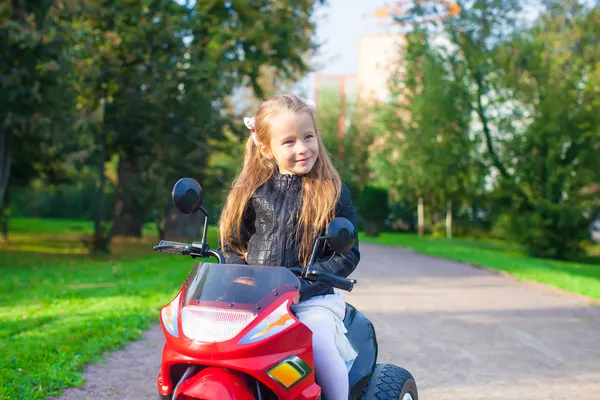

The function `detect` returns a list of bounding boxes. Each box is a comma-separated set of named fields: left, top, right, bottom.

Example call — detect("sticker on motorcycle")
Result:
left=267, top=355, right=312, bottom=389
left=238, top=300, right=296, bottom=344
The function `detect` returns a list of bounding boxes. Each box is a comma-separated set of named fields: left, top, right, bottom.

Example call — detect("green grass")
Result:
left=360, top=232, right=600, bottom=302
left=10, top=217, right=156, bottom=236
left=0, top=221, right=220, bottom=400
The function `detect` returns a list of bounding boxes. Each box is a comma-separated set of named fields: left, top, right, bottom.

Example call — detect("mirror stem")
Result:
left=303, top=236, right=328, bottom=278
left=198, top=205, right=209, bottom=245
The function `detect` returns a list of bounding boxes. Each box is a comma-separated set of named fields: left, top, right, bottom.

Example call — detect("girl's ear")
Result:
left=258, top=143, right=273, bottom=160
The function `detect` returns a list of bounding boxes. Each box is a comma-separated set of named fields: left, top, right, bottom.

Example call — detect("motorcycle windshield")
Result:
left=182, top=262, right=301, bottom=312
left=179, top=263, right=301, bottom=343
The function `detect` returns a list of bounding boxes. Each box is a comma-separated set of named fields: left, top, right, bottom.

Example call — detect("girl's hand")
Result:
left=292, top=294, right=300, bottom=304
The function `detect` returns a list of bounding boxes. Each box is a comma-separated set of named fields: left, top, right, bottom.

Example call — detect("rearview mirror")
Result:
left=304, top=217, right=356, bottom=274
left=326, top=217, right=356, bottom=254
left=172, top=178, right=204, bottom=215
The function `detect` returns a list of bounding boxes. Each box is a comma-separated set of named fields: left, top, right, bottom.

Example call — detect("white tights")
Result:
left=296, top=308, right=349, bottom=400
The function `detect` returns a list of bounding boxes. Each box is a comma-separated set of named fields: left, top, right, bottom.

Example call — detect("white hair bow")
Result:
left=305, top=98, right=317, bottom=116
left=243, top=117, right=259, bottom=145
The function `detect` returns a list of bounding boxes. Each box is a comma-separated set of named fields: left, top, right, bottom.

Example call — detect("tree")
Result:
left=99, top=0, right=327, bottom=239
left=490, top=1, right=600, bottom=258
left=387, top=0, right=600, bottom=257
left=370, top=27, right=476, bottom=237
left=0, top=0, right=74, bottom=210
left=54, top=0, right=326, bottom=250
left=1, top=0, right=80, bottom=243
left=315, top=88, right=376, bottom=191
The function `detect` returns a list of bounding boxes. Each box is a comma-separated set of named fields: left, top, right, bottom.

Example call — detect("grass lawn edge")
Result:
left=361, top=239, right=600, bottom=308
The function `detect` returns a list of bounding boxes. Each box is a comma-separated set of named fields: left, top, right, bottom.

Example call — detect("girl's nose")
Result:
left=296, top=142, right=308, bottom=154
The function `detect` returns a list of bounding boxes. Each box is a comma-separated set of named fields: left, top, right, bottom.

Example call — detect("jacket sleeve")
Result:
left=299, top=184, right=360, bottom=297
left=219, top=201, right=255, bottom=265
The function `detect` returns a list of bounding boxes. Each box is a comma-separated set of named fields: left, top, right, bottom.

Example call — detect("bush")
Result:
left=11, top=179, right=116, bottom=220
left=357, top=185, right=389, bottom=237
left=495, top=203, right=591, bottom=260
left=384, top=202, right=417, bottom=233
left=431, top=215, right=490, bottom=239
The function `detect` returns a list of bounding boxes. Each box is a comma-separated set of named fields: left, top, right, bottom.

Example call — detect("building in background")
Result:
left=313, top=33, right=406, bottom=105
left=356, top=33, right=405, bottom=103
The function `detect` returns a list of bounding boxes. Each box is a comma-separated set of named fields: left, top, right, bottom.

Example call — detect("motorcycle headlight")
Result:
left=181, top=306, right=257, bottom=343
left=161, top=293, right=181, bottom=338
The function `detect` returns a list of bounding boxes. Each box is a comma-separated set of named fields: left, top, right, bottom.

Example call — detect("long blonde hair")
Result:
left=219, top=94, right=342, bottom=266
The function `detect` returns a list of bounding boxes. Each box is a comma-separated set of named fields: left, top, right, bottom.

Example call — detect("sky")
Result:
left=296, top=0, right=401, bottom=96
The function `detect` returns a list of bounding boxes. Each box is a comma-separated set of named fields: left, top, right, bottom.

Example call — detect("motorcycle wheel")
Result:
left=358, top=363, right=418, bottom=400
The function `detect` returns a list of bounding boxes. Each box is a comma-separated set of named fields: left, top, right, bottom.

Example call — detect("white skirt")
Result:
left=291, top=291, right=358, bottom=370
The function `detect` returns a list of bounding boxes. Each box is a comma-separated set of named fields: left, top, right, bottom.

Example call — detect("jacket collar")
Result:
left=272, top=167, right=302, bottom=189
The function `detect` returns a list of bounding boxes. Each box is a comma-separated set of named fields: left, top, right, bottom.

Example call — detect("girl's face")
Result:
left=261, top=111, right=319, bottom=175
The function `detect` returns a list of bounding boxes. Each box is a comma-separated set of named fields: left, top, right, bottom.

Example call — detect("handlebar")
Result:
left=154, top=242, right=355, bottom=291
left=288, top=268, right=356, bottom=292
left=153, top=240, right=193, bottom=255
left=153, top=240, right=224, bottom=263
left=308, top=271, right=356, bottom=292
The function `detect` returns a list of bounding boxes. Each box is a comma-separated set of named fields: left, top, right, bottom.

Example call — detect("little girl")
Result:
left=218, top=94, right=360, bottom=400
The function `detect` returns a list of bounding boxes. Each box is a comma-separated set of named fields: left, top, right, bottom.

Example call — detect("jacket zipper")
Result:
left=277, top=190, right=290, bottom=266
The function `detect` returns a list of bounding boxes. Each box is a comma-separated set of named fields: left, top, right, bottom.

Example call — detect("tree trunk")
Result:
left=110, top=156, right=145, bottom=237
left=94, top=123, right=107, bottom=248
left=1, top=184, right=9, bottom=244
left=446, top=199, right=452, bottom=239
left=111, top=198, right=145, bottom=237
left=156, top=203, right=170, bottom=241
left=164, top=209, right=203, bottom=240
left=418, top=197, right=424, bottom=236
left=471, top=198, right=479, bottom=227
left=0, top=129, right=11, bottom=210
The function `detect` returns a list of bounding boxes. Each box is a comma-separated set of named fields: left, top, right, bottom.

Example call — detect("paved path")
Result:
left=57, top=243, right=600, bottom=399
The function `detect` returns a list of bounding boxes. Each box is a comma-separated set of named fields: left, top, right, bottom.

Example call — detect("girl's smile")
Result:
left=295, top=156, right=312, bottom=164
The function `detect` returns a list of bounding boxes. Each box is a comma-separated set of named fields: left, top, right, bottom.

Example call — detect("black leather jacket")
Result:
left=220, top=170, right=360, bottom=301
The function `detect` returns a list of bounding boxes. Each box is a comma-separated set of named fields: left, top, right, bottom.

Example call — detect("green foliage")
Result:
left=503, top=204, right=591, bottom=259
left=316, top=88, right=376, bottom=190
left=356, top=185, right=389, bottom=236
left=0, top=0, right=77, bottom=207
left=385, top=202, right=418, bottom=233
left=491, top=2, right=600, bottom=259
left=5, top=0, right=599, bottom=262
left=13, top=179, right=115, bottom=221
left=371, top=28, right=477, bottom=210
left=373, top=0, right=600, bottom=260
left=431, top=215, right=488, bottom=239
left=2, top=0, right=328, bottom=250
left=314, top=88, right=386, bottom=232
left=10, top=158, right=117, bottom=221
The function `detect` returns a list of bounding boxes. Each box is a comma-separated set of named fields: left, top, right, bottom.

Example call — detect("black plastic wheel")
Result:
left=358, top=364, right=418, bottom=400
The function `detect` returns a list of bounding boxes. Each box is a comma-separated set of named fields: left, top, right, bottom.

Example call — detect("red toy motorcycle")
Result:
left=154, top=178, right=418, bottom=400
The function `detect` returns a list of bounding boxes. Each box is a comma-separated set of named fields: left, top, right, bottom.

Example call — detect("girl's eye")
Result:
left=305, top=134, right=314, bottom=140
left=283, top=140, right=294, bottom=145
